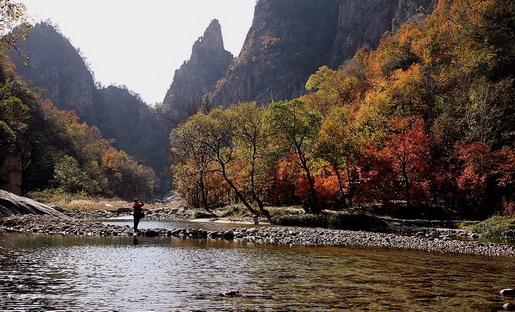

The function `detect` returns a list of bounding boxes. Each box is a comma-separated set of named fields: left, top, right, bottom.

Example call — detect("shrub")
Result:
left=468, top=216, right=515, bottom=241
left=215, top=204, right=254, bottom=219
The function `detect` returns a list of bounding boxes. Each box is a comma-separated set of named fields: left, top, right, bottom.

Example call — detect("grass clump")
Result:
left=468, top=216, right=515, bottom=241
left=27, top=189, right=129, bottom=211
left=271, top=213, right=388, bottom=231
left=27, top=188, right=91, bottom=204
left=214, top=204, right=255, bottom=219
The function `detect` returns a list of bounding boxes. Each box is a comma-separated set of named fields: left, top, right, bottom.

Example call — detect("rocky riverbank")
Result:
left=59, top=206, right=193, bottom=220
left=0, top=215, right=513, bottom=257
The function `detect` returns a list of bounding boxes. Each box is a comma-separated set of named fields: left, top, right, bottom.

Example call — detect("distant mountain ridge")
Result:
left=11, top=23, right=169, bottom=179
left=14, top=23, right=97, bottom=123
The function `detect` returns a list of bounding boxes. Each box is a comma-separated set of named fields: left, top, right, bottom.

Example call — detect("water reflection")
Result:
left=101, top=217, right=257, bottom=231
left=0, top=233, right=513, bottom=311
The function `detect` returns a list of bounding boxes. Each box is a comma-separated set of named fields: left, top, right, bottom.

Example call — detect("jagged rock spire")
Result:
left=196, top=19, right=225, bottom=51
left=162, top=19, right=234, bottom=124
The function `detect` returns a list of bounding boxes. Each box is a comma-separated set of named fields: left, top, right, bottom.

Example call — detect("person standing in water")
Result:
left=132, top=198, right=144, bottom=232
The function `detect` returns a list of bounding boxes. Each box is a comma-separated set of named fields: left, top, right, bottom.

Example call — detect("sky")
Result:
left=19, top=0, right=256, bottom=104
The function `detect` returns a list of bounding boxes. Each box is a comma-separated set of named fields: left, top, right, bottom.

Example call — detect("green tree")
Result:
left=225, top=102, right=272, bottom=219
left=53, top=155, right=101, bottom=194
left=315, top=106, right=361, bottom=207
left=170, top=115, right=214, bottom=210
left=264, top=99, right=322, bottom=213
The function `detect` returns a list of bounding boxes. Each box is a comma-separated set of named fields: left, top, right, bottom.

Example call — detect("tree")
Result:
left=376, top=117, right=431, bottom=208
left=315, top=106, right=360, bottom=207
left=305, top=66, right=360, bottom=116
left=225, top=102, right=272, bottom=219
left=170, top=114, right=215, bottom=210
left=456, top=142, right=515, bottom=217
left=172, top=108, right=272, bottom=220
left=0, top=0, right=32, bottom=58
left=53, top=155, right=101, bottom=195
left=264, top=99, right=322, bottom=213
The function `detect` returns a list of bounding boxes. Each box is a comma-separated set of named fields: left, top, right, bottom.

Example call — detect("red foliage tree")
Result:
left=373, top=117, right=431, bottom=208
left=456, top=142, right=515, bottom=216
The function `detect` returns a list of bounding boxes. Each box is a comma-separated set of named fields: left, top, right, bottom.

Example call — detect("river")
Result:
left=0, top=220, right=513, bottom=311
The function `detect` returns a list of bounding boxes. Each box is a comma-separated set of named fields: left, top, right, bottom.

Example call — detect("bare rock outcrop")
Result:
left=173, top=0, right=438, bottom=110
left=162, top=19, right=234, bottom=125
left=0, top=189, right=61, bottom=217
left=0, top=154, right=22, bottom=195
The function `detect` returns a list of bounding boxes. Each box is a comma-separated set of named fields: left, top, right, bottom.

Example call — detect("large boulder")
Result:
left=0, top=190, right=62, bottom=217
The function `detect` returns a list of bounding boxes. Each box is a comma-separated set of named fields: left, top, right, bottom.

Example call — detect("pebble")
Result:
left=0, top=215, right=514, bottom=257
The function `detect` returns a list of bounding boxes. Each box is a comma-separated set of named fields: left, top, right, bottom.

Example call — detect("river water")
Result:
left=0, top=221, right=514, bottom=311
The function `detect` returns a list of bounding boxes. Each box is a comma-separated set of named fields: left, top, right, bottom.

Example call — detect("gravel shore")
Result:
left=1, top=214, right=514, bottom=257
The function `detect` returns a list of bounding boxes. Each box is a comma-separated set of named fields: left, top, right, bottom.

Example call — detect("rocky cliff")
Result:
left=171, top=0, right=437, bottom=108
left=329, top=0, right=437, bottom=66
left=162, top=19, right=233, bottom=124
left=13, top=23, right=97, bottom=123
left=210, top=0, right=341, bottom=106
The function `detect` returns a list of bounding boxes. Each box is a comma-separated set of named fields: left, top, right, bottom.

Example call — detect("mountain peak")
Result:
left=162, top=19, right=234, bottom=123
left=194, top=19, right=225, bottom=52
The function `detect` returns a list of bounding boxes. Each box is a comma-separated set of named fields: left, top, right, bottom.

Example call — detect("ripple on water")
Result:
left=0, top=233, right=513, bottom=311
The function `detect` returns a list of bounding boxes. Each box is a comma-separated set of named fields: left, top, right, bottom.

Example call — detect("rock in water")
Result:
left=222, top=290, right=241, bottom=297
left=501, top=289, right=515, bottom=298
left=504, top=303, right=515, bottom=311
left=0, top=190, right=62, bottom=217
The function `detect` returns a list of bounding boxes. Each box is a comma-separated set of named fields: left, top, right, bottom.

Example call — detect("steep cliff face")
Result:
left=211, top=0, right=341, bottom=106
left=163, top=19, right=233, bottom=124
left=204, top=0, right=436, bottom=107
left=13, top=23, right=96, bottom=123
left=329, top=0, right=437, bottom=66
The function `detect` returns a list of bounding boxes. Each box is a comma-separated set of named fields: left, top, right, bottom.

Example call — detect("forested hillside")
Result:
left=171, top=0, right=514, bottom=219
left=10, top=22, right=169, bottom=181
left=0, top=4, right=156, bottom=200
left=0, top=52, right=156, bottom=198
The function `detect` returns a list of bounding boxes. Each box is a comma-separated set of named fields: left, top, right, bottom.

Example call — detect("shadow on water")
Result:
left=0, top=232, right=513, bottom=311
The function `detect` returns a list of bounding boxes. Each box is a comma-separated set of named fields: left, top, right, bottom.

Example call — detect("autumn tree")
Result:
left=376, top=117, right=431, bottom=208
left=0, top=0, right=32, bottom=58
left=456, top=142, right=515, bottom=217
left=225, top=102, right=272, bottom=219
left=170, top=113, right=215, bottom=210
left=314, top=106, right=361, bottom=207
left=264, top=99, right=322, bottom=213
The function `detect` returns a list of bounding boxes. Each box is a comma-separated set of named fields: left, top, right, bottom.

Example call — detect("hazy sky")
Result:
left=19, top=0, right=256, bottom=104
